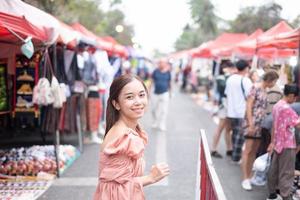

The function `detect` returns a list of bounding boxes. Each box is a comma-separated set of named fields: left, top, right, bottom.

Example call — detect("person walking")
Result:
left=93, top=74, right=170, bottom=200
left=150, top=60, right=172, bottom=131
left=225, top=59, right=253, bottom=163
left=211, top=61, right=235, bottom=158
left=267, top=84, right=300, bottom=200
left=240, top=70, right=279, bottom=191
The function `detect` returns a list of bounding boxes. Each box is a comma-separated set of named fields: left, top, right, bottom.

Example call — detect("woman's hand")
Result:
left=149, top=163, right=170, bottom=183
left=247, top=124, right=255, bottom=136
left=267, top=143, right=274, bottom=153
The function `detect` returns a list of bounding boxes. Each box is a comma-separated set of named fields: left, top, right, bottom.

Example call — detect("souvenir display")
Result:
left=14, top=54, right=39, bottom=114
left=0, top=145, right=80, bottom=176
left=0, top=179, right=52, bottom=200
left=0, top=63, right=8, bottom=112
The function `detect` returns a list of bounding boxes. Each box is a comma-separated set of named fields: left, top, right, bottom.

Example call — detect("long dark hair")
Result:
left=104, top=74, right=148, bottom=137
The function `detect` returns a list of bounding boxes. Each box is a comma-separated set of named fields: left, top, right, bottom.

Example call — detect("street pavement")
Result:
left=38, top=86, right=267, bottom=200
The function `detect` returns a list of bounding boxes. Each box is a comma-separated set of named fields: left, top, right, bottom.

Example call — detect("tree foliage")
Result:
left=189, top=0, right=218, bottom=35
left=22, top=0, right=134, bottom=45
left=229, top=3, right=284, bottom=33
left=174, top=1, right=297, bottom=51
left=175, top=0, right=218, bottom=51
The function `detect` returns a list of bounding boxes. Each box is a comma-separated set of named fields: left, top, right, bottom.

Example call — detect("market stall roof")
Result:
left=56, top=22, right=80, bottom=48
left=257, top=21, right=294, bottom=48
left=71, top=23, right=113, bottom=51
left=0, top=12, right=48, bottom=44
left=257, top=27, right=300, bottom=50
left=167, top=49, right=191, bottom=60
left=101, top=36, right=129, bottom=58
left=113, top=44, right=129, bottom=58
left=234, top=29, right=264, bottom=57
left=0, top=0, right=60, bottom=44
left=192, top=33, right=248, bottom=58
left=191, top=41, right=214, bottom=58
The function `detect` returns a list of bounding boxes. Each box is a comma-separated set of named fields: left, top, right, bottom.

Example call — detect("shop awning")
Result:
left=192, top=33, right=248, bottom=58
left=234, top=29, right=264, bottom=57
left=71, top=23, right=113, bottom=51
left=0, top=12, right=48, bottom=43
left=101, top=36, right=128, bottom=58
left=56, top=22, right=80, bottom=48
left=257, top=28, right=300, bottom=50
left=0, top=0, right=60, bottom=44
left=257, top=21, right=294, bottom=49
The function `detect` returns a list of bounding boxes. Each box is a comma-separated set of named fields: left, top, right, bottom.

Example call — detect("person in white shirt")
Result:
left=225, top=59, right=253, bottom=162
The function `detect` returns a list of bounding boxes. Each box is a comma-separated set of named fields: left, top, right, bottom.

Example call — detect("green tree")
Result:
left=189, top=0, right=218, bottom=35
left=291, top=14, right=300, bottom=28
left=98, top=9, right=134, bottom=45
left=175, top=24, right=202, bottom=51
left=229, top=2, right=284, bottom=33
left=174, top=0, right=219, bottom=51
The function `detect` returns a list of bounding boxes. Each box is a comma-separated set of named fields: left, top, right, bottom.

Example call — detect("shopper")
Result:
left=211, top=61, right=235, bottom=158
left=267, top=84, right=300, bottom=200
left=225, top=59, right=253, bottom=163
left=240, top=70, right=279, bottom=191
left=93, top=74, right=170, bottom=200
left=150, top=60, right=172, bottom=131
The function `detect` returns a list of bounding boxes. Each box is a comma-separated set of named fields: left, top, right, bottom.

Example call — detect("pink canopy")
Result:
left=257, top=21, right=294, bottom=48
left=257, top=28, right=300, bottom=50
left=71, top=23, right=116, bottom=52
left=234, top=29, right=264, bottom=57
left=192, top=33, right=248, bottom=58
left=256, top=21, right=295, bottom=58
left=0, top=0, right=60, bottom=44
left=0, top=12, right=47, bottom=43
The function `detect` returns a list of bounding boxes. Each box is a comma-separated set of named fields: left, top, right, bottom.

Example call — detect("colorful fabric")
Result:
left=244, top=86, right=268, bottom=138
left=93, top=128, right=148, bottom=200
left=272, top=100, right=300, bottom=153
left=86, top=97, right=101, bottom=132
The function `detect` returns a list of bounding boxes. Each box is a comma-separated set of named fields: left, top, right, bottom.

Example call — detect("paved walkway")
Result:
left=38, top=86, right=267, bottom=200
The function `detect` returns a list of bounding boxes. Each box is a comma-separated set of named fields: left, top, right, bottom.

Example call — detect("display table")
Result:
left=0, top=174, right=54, bottom=200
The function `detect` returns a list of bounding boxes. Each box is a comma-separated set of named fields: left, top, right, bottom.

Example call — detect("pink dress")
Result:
left=93, top=128, right=148, bottom=200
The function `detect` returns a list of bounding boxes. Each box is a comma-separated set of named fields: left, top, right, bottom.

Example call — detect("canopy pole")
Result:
left=51, top=43, right=61, bottom=177
left=297, top=32, right=300, bottom=89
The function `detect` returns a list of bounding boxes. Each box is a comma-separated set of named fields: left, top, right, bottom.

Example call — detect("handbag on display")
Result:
left=33, top=51, right=54, bottom=106
left=51, top=76, right=66, bottom=108
left=33, top=49, right=66, bottom=108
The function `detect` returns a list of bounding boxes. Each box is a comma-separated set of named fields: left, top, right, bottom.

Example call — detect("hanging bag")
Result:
left=33, top=50, right=54, bottom=106
left=45, top=52, right=66, bottom=108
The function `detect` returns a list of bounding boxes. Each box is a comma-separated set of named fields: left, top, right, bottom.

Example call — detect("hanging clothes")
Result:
left=86, top=86, right=101, bottom=132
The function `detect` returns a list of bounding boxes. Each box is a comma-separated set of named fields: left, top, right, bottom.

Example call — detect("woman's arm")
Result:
left=136, top=163, right=170, bottom=186
left=246, top=96, right=255, bottom=134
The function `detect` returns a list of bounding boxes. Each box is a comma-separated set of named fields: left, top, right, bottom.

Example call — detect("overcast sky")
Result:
left=118, top=0, right=300, bottom=55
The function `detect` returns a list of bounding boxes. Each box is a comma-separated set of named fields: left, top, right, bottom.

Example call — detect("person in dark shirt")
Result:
left=150, top=60, right=171, bottom=132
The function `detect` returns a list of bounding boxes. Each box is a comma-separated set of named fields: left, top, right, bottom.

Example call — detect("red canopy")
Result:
left=234, top=29, right=264, bottom=57
left=101, top=36, right=129, bottom=58
left=257, top=28, right=300, bottom=50
left=72, top=23, right=117, bottom=52
left=257, top=21, right=293, bottom=48
left=192, top=33, right=248, bottom=58
left=0, top=0, right=60, bottom=44
left=0, top=12, right=47, bottom=43
left=191, top=41, right=214, bottom=58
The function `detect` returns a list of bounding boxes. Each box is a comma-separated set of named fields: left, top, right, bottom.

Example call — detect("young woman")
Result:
left=93, top=74, right=170, bottom=200
left=241, top=70, right=279, bottom=191
left=211, top=61, right=234, bottom=158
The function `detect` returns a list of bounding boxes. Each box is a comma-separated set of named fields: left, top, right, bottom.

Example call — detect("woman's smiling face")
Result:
left=114, top=78, right=148, bottom=120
